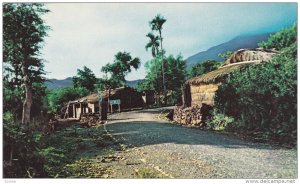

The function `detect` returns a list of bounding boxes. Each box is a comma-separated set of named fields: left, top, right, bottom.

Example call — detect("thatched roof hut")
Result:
left=69, top=86, right=143, bottom=104
left=184, top=48, right=277, bottom=107
left=63, top=86, right=144, bottom=119
left=175, top=48, right=277, bottom=126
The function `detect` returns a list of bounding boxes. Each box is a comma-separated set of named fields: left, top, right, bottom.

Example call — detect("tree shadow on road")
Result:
left=102, top=121, right=285, bottom=150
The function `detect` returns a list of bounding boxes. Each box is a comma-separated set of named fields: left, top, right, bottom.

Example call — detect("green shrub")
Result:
left=259, top=23, right=297, bottom=50
left=215, top=25, right=297, bottom=145
left=40, top=130, right=79, bottom=177
left=63, top=159, right=108, bottom=178
left=3, top=120, right=46, bottom=178
left=189, top=60, right=222, bottom=78
left=207, top=110, right=235, bottom=131
left=135, top=168, right=166, bottom=178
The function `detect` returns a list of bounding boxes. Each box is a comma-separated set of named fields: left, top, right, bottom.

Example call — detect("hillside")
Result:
left=45, top=78, right=142, bottom=90
left=45, top=77, right=73, bottom=90
left=126, top=79, right=143, bottom=88
left=185, top=33, right=271, bottom=68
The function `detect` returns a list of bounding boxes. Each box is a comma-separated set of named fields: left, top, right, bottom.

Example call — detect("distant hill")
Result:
left=45, top=77, right=143, bottom=90
left=126, top=79, right=143, bottom=88
left=45, top=77, right=73, bottom=90
left=185, top=33, right=271, bottom=68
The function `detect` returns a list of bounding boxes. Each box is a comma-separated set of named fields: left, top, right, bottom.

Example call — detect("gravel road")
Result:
left=100, top=107, right=297, bottom=179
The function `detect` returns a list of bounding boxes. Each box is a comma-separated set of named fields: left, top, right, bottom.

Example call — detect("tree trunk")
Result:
left=21, top=58, right=32, bottom=124
left=154, top=59, right=160, bottom=106
left=107, top=87, right=111, bottom=113
left=22, top=82, right=32, bottom=124
left=159, top=30, right=167, bottom=106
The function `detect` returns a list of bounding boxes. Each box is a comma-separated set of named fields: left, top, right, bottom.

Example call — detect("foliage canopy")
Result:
left=215, top=23, right=297, bottom=145
left=73, top=66, right=97, bottom=93
left=101, top=51, right=140, bottom=88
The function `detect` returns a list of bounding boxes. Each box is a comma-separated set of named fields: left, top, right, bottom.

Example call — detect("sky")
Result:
left=41, top=2, right=297, bottom=80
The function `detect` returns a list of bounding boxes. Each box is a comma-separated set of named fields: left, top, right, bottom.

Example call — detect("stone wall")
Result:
left=173, top=104, right=213, bottom=127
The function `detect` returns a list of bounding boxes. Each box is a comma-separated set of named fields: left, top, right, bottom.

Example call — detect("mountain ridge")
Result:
left=185, top=33, right=271, bottom=68
left=45, top=78, right=143, bottom=90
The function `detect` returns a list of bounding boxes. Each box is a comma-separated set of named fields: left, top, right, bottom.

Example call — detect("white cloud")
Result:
left=41, top=2, right=297, bottom=80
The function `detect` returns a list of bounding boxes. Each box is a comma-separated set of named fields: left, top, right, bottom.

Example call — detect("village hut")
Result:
left=62, top=86, right=144, bottom=119
left=174, top=48, right=277, bottom=126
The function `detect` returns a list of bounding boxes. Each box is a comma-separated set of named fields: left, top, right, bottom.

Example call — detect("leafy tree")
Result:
left=30, top=82, right=48, bottom=117
left=149, top=14, right=167, bottom=104
left=145, top=32, right=160, bottom=58
left=164, top=55, right=187, bottom=104
left=3, top=3, right=50, bottom=124
left=190, top=60, right=222, bottom=78
left=218, top=51, right=233, bottom=60
left=138, top=54, right=187, bottom=104
left=72, top=66, right=97, bottom=93
left=258, top=23, right=297, bottom=50
left=145, top=32, right=161, bottom=103
left=101, top=51, right=140, bottom=88
left=95, top=78, right=111, bottom=91
left=47, top=87, right=89, bottom=113
left=137, top=57, right=162, bottom=92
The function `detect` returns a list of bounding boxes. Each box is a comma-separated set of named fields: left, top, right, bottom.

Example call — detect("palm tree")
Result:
left=145, top=32, right=160, bottom=58
left=145, top=32, right=160, bottom=104
left=149, top=14, right=167, bottom=105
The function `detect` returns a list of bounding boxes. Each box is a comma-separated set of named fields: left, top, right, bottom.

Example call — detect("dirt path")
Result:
left=96, top=107, right=297, bottom=179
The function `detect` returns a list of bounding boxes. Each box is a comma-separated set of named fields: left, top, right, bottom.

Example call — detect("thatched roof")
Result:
left=187, top=60, right=260, bottom=85
left=187, top=48, right=278, bottom=85
left=69, top=86, right=137, bottom=104
left=224, top=48, right=277, bottom=65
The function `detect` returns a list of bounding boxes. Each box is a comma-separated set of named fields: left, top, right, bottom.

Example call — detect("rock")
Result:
left=125, top=160, right=141, bottom=165
left=102, top=173, right=109, bottom=178
left=140, top=158, right=147, bottom=163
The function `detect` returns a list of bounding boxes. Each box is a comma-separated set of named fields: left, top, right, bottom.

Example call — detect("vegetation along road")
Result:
left=94, top=107, right=297, bottom=178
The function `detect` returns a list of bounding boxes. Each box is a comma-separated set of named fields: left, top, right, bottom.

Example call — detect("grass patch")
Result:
left=41, top=124, right=119, bottom=178
left=63, top=159, right=110, bottom=178
left=135, top=168, right=168, bottom=178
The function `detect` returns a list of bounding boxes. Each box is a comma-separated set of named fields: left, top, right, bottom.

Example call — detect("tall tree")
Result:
left=3, top=3, right=50, bottom=124
left=149, top=14, right=167, bottom=104
left=138, top=54, right=187, bottom=104
left=73, top=66, right=97, bottom=93
left=145, top=32, right=160, bottom=104
left=137, top=57, right=162, bottom=92
left=101, top=51, right=140, bottom=88
left=145, top=32, right=160, bottom=58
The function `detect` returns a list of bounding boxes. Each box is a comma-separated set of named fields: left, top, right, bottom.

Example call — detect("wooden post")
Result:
left=64, top=102, right=70, bottom=119
left=107, top=87, right=111, bottom=113
left=73, top=104, right=76, bottom=118
left=118, top=104, right=120, bottom=113
left=79, top=103, right=82, bottom=119
left=110, top=104, right=113, bottom=113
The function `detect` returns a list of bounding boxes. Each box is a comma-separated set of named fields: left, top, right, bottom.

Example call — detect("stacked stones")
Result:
left=173, top=104, right=213, bottom=127
left=80, top=113, right=102, bottom=127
